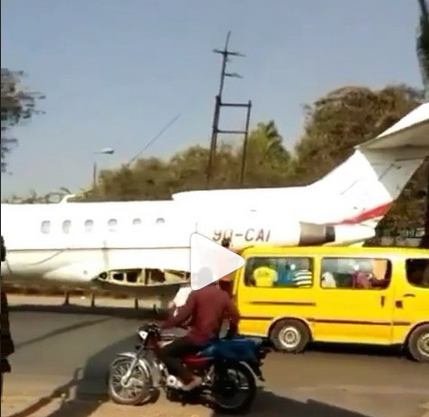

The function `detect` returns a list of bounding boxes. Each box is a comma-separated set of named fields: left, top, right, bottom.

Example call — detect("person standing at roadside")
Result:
left=1, top=235, right=14, bottom=399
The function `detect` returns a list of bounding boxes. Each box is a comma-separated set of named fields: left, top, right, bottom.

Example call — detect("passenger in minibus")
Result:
left=252, top=259, right=278, bottom=287
left=291, top=258, right=313, bottom=288
left=321, top=271, right=337, bottom=288
left=369, top=259, right=391, bottom=289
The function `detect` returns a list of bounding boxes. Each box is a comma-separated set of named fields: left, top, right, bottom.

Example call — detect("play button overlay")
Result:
left=190, top=233, right=245, bottom=291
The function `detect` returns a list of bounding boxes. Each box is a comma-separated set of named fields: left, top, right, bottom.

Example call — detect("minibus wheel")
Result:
left=269, top=319, right=310, bottom=353
left=407, top=324, right=429, bottom=363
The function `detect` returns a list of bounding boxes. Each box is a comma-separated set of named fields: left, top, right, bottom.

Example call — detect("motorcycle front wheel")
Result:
left=107, top=356, right=152, bottom=406
left=211, top=361, right=257, bottom=414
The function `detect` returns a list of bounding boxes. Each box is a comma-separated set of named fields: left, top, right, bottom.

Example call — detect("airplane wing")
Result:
left=357, top=103, right=429, bottom=151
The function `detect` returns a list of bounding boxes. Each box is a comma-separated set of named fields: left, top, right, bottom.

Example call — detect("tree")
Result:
left=292, top=85, right=422, bottom=183
left=1, top=68, right=43, bottom=172
left=88, top=83, right=425, bottom=241
left=93, top=124, right=293, bottom=201
left=1, top=187, right=71, bottom=204
left=291, top=85, right=426, bottom=231
left=240, top=121, right=292, bottom=187
left=417, top=0, right=429, bottom=248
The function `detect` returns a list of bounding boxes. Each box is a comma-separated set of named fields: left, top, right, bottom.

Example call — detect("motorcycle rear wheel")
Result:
left=107, top=356, right=152, bottom=406
left=211, top=362, right=257, bottom=414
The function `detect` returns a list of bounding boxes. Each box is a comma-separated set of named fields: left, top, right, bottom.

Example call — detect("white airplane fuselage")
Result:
left=1, top=103, right=428, bottom=299
left=0, top=194, right=374, bottom=287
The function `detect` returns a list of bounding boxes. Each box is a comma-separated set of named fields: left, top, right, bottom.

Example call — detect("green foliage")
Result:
left=417, top=0, right=429, bottom=249
left=1, top=188, right=71, bottom=204
left=91, top=119, right=292, bottom=202
left=1, top=68, right=43, bottom=172
left=3, top=83, right=424, bottom=236
left=85, top=85, right=425, bottom=233
left=292, top=85, right=423, bottom=184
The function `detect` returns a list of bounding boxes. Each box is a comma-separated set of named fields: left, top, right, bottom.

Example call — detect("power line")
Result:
left=125, top=92, right=201, bottom=168
left=125, top=112, right=182, bottom=168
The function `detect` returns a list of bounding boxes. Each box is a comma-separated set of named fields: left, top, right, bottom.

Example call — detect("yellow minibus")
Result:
left=232, top=246, right=429, bottom=362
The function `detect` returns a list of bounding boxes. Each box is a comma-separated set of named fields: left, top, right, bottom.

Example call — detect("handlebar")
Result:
left=139, top=322, right=160, bottom=334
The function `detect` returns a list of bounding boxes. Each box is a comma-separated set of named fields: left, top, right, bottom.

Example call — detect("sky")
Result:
left=0, top=0, right=424, bottom=197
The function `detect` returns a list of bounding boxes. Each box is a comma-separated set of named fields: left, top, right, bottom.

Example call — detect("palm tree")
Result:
left=417, top=0, right=429, bottom=248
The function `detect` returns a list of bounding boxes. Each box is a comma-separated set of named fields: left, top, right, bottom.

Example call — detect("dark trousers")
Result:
left=1, top=359, right=10, bottom=400
left=158, top=337, right=202, bottom=383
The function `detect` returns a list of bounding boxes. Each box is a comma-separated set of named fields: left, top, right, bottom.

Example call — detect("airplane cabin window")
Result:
left=108, top=219, right=118, bottom=232
left=156, top=217, right=165, bottom=225
left=40, top=221, right=51, bottom=234
left=62, top=220, right=72, bottom=234
left=84, top=220, right=94, bottom=233
left=132, top=218, right=141, bottom=226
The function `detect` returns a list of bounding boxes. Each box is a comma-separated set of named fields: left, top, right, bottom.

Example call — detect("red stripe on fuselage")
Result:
left=337, top=202, right=392, bottom=225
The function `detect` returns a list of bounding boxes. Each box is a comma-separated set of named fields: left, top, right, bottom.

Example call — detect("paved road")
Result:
left=3, top=304, right=429, bottom=417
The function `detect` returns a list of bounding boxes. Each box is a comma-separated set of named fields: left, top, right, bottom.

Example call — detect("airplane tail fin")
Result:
left=308, top=103, right=429, bottom=228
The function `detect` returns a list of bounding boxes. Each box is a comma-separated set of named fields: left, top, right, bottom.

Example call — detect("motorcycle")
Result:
left=107, top=322, right=272, bottom=414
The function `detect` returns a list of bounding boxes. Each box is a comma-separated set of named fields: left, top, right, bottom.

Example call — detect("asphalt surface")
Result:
left=3, top=302, right=429, bottom=417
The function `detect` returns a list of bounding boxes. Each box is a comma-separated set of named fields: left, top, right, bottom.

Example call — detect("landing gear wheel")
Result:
left=407, top=324, right=429, bottom=363
left=270, top=319, right=310, bottom=353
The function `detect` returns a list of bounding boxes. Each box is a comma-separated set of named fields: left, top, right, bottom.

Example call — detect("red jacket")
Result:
left=162, top=284, right=239, bottom=345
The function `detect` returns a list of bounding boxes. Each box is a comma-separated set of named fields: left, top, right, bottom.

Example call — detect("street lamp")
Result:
left=92, top=148, right=115, bottom=190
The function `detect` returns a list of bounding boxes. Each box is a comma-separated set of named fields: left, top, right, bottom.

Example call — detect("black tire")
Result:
left=107, top=357, right=152, bottom=405
left=407, top=324, right=429, bottom=363
left=269, top=319, right=310, bottom=353
left=212, top=362, right=257, bottom=414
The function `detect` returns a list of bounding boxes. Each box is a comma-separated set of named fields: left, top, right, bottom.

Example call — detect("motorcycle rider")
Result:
left=159, top=266, right=240, bottom=391
left=169, top=237, right=237, bottom=313
left=168, top=280, right=192, bottom=317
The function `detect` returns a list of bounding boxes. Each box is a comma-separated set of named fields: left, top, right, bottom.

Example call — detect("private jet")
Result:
left=1, top=103, right=428, bottom=304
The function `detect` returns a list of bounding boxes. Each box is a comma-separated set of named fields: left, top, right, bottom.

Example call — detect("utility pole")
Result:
left=92, top=148, right=115, bottom=198
left=206, top=31, right=252, bottom=188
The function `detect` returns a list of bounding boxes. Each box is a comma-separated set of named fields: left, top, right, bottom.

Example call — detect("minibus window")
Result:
left=244, top=256, right=314, bottom=288
left=406, top=258, right=429, bottom=288
left=320, top=257, right=392, bottom=290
